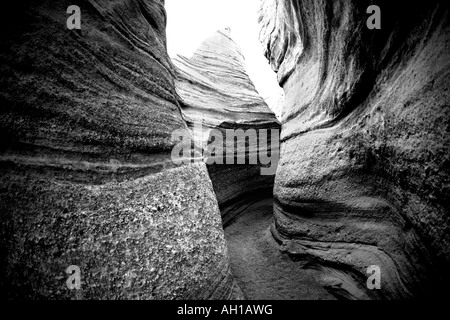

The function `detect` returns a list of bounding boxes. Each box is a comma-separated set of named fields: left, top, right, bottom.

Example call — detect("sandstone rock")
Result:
left=259, top=0, right=450, bottom=299
left=172, top=29, right=281, bottom=225
left=0, top=0, right=241, bottom=299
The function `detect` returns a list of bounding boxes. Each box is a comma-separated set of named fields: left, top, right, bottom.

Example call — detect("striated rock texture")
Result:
left=259, top=0, right=450, bottom=299
left=0, top=0, right=242, bottom=299
left=172, top=29, right=280, bottom=225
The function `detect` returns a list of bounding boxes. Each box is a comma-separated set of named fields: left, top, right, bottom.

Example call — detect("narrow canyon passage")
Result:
left=1, top=0, right=448, bottom=300
left=224, top=198, right=335, bottom=300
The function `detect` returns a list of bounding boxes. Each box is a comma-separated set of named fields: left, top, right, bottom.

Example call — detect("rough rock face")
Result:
left=0, top=0, right=241, bottom=299
left=172, top=29, right=280, bottom=225
left=259, top=0, right=450, bottom=299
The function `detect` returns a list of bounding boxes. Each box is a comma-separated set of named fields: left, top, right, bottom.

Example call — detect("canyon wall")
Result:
left=172, top=29, right=280, bottom=226
left=259, top=0, right=450, bottom=299
left=0, top=0, right=242, bottom=299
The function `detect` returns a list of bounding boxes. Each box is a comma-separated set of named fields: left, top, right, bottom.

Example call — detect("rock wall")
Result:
left=0, top=0, right=242, bottom=299
left=259, top=0, right=450, bottom=299
left=172, top=29, right=280, bottom=225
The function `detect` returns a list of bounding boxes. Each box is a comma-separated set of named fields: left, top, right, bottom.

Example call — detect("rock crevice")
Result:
left=172, top=29, right=280, bottom=226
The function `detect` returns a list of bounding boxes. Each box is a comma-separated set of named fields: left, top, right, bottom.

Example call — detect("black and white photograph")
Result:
left=0, top=0, right=449, bottom=308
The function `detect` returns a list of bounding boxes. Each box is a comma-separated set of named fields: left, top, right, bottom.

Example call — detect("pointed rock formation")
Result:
left=259, top=0, right=450, bottom=299
left=172, top=29, right=281, bottom=225
left=173, top=29, right=278, bottom=130
left=0, top=0, right=241, bottom=299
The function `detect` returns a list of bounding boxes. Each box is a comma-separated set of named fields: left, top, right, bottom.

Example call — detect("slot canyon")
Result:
left=0, top=0, right=449, bottom=300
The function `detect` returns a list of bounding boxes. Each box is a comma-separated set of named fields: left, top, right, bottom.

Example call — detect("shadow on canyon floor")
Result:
left=224, top=198, right=336, bottom=300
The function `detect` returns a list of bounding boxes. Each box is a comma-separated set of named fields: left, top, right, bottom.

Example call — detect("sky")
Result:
left=165, top=0, right=283, bottom=117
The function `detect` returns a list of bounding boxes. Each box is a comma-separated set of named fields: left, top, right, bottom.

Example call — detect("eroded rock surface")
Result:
left=224, top=197, right=336, bottom=300
left=259, top=0, right=450, bottom=299
left=0, top=0, right=241, bottom=299
left=172, top=29, right=281, bottom=225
